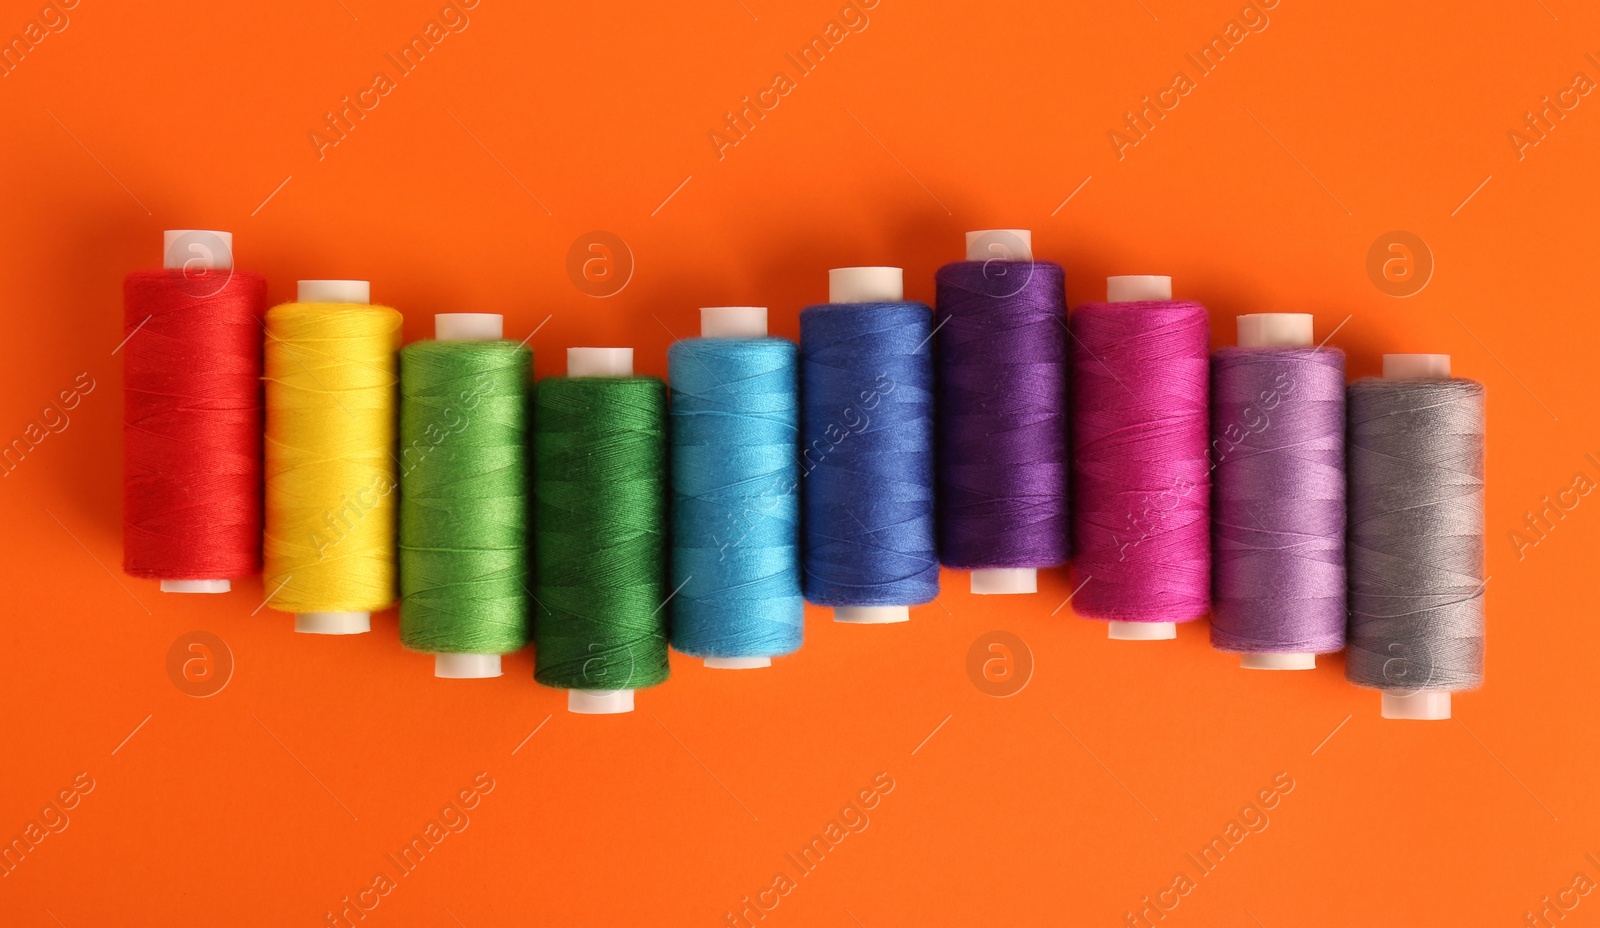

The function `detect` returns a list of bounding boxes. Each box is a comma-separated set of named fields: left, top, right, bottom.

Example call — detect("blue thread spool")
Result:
left=800, top=267, right=938, bottom=622
left=668, top=307, right=804, bottom=668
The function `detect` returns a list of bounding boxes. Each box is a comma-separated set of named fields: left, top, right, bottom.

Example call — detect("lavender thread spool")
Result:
left=1346, top=353, right=1486, bottom=720
left=1070, top=275, right=1211, bottom=640
left=1210, top=314, right=1346, bottom=670
left=935, top=229, right=1071, bottom=595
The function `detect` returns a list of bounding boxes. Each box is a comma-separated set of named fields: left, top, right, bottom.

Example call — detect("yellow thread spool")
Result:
left=264, top=280, right=401, bottom=633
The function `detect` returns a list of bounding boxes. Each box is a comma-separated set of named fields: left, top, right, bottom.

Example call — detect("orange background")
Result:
left=0, top=0, right=1595, bottom=925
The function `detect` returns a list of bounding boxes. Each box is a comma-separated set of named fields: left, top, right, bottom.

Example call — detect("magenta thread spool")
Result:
left=1069, top=276, right=1211, bottom=640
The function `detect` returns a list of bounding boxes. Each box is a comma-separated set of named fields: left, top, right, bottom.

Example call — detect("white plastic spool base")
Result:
left=704, top=656, right=772, bottom=670
left=1241, top=652, right=1316, bottom=670
left=1383, top=353, right=1451, bottom=379
left=1382, top=690, right=1451, bottom=720
left=835, top=604, right=911, bottom=624
left=298, top=279, right=371, bottom=304
left=829, top=267, right=904, bottom=303
left=696, top=310, right=776, bottom=665
left=569, top=689, right=634, bottom=715
left=160, top=579, right=230, bottom=594
left=965, top=229, right=1033, bottom=262
left=156, top=231, right=235, bottom=594
left=295, top=611, right=371, bottom=635
left=1108, top=621, right=1177, bottom=641
left=435, top=653, right=502, bottom=679
left=1107, top=275, right=1172, bottom=302
left=971, top=568, right=1037, bottom=595
left=568, top=347, right=632, bottom=378
left=700, top=306, right=767, bottom=338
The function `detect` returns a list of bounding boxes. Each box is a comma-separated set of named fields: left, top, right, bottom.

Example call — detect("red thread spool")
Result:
left=123, top=231, right=267, bottom=592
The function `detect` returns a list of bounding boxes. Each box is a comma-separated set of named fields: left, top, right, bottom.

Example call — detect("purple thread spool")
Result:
left=1210, top=313, right=1346, bottom=670
left=1069, top=275, right=1211, bottom=640
left=935, top=229, right=1071, bottom=595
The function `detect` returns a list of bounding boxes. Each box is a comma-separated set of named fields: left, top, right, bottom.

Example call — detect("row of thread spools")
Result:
left=124, top=228, right=1486, bottom=718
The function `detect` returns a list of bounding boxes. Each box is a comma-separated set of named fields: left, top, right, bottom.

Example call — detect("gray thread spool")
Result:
left=1345, top=354, right=1486, bottom=720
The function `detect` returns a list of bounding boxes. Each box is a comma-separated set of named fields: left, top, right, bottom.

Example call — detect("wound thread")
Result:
left=399, top=340, right=531, bottom=655
left=799, top=301, right=938, bottom=607
left=123, top=268, right=266, bottom=581
left=1070, top=299, right=1211, bottom=624
left=668, top=338, right=803, bottom=659
left=1210, top=347, right=1347, bottom=653
left=1346, top=378, right=1486, bottom=691
left=263, top=301, right=402, bottom=614
left=532, top=376, right=670, bottom=690
left=934, top=260, right=1071, bottom=569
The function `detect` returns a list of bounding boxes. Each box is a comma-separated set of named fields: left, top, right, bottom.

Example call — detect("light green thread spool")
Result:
left=399, top=314, right=531, bottom=678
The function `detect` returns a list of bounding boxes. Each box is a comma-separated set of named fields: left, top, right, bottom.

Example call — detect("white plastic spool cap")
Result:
left=423, top=313, right=509, bottom=676
left=1383, top=353, right=1451, bottom=379
left=567, top=347, right=633, bottom=378
left=828, top=269, right=913, bottom=622
left=157, top=232, right=236, bottom=594
left=1234, top=314, right=1317, bottom=669
left=1237, top=313, right=1313, bottom=349
left=295, top=612, right=371, bottom=635
left=435, top=653, right=502, bottom=679
left=695, top=309, right=775, bottom=664
left=160, top=579, right=230, bottom=594
left=1106, top=275, right=1172, bottom=302
left=163, top=230, right=233, bottom=270
left=965, top=229, right=1033, bottom=262
left=563, top=347, right=638, bottom=711
left=964, top=232, right=1039, bottom=596
left=1240, top=652, right=1316, bottom=670
left=829, top=267, right=904, bottom=303
left=700, top=306, right=768, bottom=338
left=569, top=689, right=634, bottom=714
left=1108, top=621, right=1177, bottom=641
left=297, top=280, right=371, bottom=304
left=435, top=313, right=503, bottom=341
left=1382, top=690, right=1451, bottom=720
left=1376, top=353, right=1453, bottom=719
left=835, top=605, right=911, bottom=624
left=704, top=656, right=772, bottom=669
left=292, top=280, right=374, bottom=635
left=1104, top=276, right=1178, bottom=640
